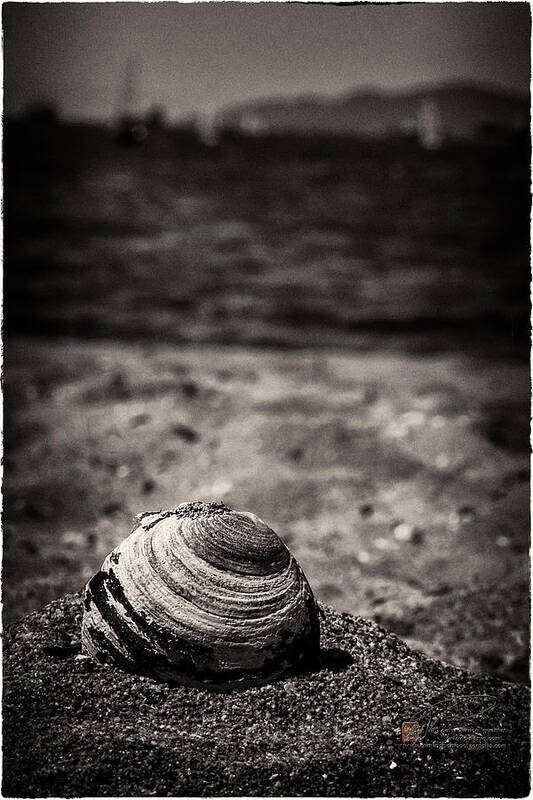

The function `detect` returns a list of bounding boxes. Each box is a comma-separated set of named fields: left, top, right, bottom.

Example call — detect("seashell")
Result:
left=81, top=501, right=320, bottom=689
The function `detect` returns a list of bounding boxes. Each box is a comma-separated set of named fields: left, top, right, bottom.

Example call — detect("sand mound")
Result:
left=3, top=594, right=529, bottom=797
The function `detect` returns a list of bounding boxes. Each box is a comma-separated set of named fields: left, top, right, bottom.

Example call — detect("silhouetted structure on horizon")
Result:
left=114, top=56, right=148, bottom=146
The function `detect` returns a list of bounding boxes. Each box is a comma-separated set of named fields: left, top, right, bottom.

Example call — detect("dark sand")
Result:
left=3, top=594, right=529, bottom=797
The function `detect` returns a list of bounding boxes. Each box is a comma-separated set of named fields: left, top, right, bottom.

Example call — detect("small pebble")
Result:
left=402, top=411, right=426, bottom=426
left=374, top=537, right=398, bottom=552
left=393, top=523, right=415, bottom=542
left=173, top=424, right=198, bottom=442
left=181, top=381, right=198, bottom=398
left=464, top=467, right=486, bottom=480
left=61, top=531, right=86, bottom=548
left=412, top=529, right=424, bottom=545
left=129, top=413, right=151, bottom=428
left=458, top=505, right=476, bottom=521
left=448, top=511, right=462, bottom=530
left=386, top=421, right=408, bottom=439
left=496, top=536, right=510, bottom=548
left=389, top=761, right=397, bottom=770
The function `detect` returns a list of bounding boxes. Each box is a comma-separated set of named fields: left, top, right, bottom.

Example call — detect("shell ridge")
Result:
left=89, top=563, right=224, bottom=671
left=150, top=514, right=296, bottom=592
left=110, top=522, right=313, bottom=637
left=156, top=521, right=297, bottom=590
left=143, top=522, right=303, bottom=622
left=116, top=536, right=310, bottom=629
left=122, top=556, right=305, bottom=631
left=102, top=527, right=311, bottom=637
left=181, top=513, right=289, bottom=576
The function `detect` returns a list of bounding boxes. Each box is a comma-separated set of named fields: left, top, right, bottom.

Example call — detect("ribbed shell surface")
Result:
left=81, top=502, right=320, bottom=688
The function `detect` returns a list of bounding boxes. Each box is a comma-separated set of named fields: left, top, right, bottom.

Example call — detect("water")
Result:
left=5, top=121, right=530, bottom=359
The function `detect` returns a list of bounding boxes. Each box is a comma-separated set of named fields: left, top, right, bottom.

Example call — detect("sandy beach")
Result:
left=4, top=338, right=529, bottom=685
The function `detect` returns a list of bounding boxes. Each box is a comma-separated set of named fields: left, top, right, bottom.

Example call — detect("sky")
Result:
left=3, top=1, right=531, bottom=122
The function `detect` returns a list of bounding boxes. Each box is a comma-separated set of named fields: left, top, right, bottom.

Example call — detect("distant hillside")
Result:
left=222, top=82, right=529, bottom=141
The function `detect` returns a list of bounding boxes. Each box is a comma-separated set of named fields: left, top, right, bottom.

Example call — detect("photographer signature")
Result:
left=405, top=693, right=499, bottom=742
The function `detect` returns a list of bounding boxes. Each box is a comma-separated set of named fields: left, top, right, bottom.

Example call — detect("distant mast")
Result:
left=126, top=57, right=140, bottom=113
left=417, top=98, right=443, bottom=150
left=114, top=56, right=148, bottom=145
left=195, top=105, right=220, bottom=146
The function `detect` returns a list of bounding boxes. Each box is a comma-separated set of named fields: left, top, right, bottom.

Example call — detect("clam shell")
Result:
left=81, top=501, right=320, bottom=688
